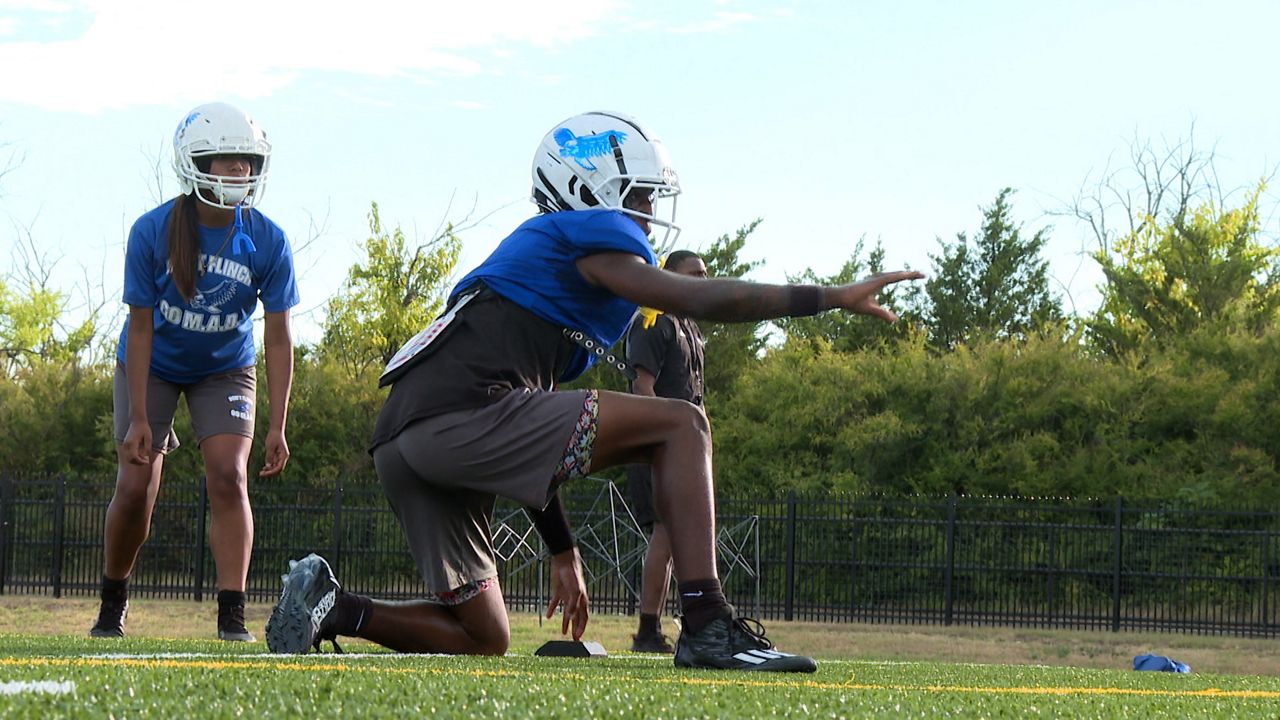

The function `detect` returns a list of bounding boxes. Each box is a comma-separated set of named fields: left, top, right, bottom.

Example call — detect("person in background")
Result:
left=91, top=102, right=298, bottom=642
left=623, top=249, right=708, bottom=653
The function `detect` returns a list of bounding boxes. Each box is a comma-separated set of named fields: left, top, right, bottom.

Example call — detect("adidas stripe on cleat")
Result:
left=731, top=647, right=805, bottom=667
left=674, top=612, right=817, bottom=673
left=265, top=553, right=344, bottom=654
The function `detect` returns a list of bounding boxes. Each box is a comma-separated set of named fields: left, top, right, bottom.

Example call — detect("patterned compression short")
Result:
left=425, top=576, right=498, bottom=606
left=552, top=389, right=599, bottom=487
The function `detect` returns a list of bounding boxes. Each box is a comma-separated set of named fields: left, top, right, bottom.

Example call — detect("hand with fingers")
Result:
left=259, top=428, right=290, bottom=477
left=546, top=547, right=590, bottom=641
left=828, top=270, right=926, bottom=322
left=122, top=421, right=153, bottom=466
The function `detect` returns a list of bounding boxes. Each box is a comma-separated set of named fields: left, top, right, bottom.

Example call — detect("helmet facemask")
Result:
left=617, top=176, right=681, bottom=254
left=186, top=153, right=267, bottom=208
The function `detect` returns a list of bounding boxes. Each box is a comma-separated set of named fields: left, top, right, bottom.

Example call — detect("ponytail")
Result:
left=166, top=194, right=201, bottom=301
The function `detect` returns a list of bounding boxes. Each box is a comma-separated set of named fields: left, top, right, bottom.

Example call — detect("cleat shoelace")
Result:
left=93, top=601, right=127, bottom=631
left=730, top=616, right=774, bottom=650
left=218, top=604, right=248, bottom=632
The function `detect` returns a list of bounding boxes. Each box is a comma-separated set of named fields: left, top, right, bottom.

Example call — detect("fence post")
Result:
left=194, top=475, right=208, bottom=602
left=52, top=475, right=66, bottom=598
left=0, top=472, right=10, bottom=595
left=848, top=497, right=858, bottom=620
left=1111, top=496, right=1123, bottom=632
left=1262, top=522, right=1271, bottom=636
left=1046, top=526, right=1058, bottom=624
left=944, top=493, right=956, bottom=626
left=332, top=476, right=343, bottom=569
left=784, top=490, right=797, bottom=622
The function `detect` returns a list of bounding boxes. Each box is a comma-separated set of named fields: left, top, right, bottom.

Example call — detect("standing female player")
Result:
left=267, top=111, right=920, bottom=672
left=91, top=102, right=299, bottom=642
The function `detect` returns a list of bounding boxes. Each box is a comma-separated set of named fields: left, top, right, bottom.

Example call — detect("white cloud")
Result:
left=667, top=10, right=757, bottom=35
left=0, top=1, right=74, bottom=10
left=0, top=0, right=625, bottom=113
left=0, top=0, right=77, bottom=38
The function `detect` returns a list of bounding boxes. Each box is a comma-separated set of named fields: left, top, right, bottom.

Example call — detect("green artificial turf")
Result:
left=1, top=635, right=1278, bottom=718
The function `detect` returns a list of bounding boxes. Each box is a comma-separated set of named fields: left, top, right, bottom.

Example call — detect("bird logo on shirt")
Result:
left=191, top=279, right=237, bottom=313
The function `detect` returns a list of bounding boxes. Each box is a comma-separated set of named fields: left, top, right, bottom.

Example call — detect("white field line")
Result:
left=0, top=680, right=76, bottom=695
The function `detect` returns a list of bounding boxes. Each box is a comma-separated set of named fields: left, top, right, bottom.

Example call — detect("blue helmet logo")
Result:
left=173, top=110, right=202, bottom=144
left=554, top=127, right=628, bottom=172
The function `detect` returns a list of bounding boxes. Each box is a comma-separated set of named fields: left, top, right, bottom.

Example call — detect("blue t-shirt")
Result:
left=116, top=199, right=299, bottom=384
left=453, top=209, right=656, bottom=380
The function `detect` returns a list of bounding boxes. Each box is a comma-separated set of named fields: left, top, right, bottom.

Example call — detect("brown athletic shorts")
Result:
left=373, top=387, right=597, bottom=598
left=112, top=363, right=256, bottom=453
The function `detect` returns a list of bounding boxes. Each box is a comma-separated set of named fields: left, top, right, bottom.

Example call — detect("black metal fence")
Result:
left=3, top=472, right=1279, bottom=637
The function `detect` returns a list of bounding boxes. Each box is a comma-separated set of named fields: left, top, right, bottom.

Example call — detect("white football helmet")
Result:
left=531, top=111, right=681, bottom=249
left=172, top=102, right=271, bottom=209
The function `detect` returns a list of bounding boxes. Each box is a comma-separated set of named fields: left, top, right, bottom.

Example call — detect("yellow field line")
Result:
left=2, top=657, right=1278, bottom=700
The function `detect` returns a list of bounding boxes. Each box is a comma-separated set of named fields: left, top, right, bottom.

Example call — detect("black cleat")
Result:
left=217, top=602, right=256, bottom=642
left=265, top=554, right=344, bottom=654
left=89, top=599, right=128, bottom=638
left=630, top=631, right=675, bottom=654
left=674, top=611, right=817, bottom=673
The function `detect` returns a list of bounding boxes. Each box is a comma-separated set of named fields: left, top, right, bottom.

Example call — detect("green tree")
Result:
left=320, top=202, right=461, bottom=375
left=0, top=260, right=109, bottom=474
left=0, top=360, right=113, bottom=475
left=1089, top=184, right=1280, bottom=355
left=0, top=278, right=98, bottom=376
left=710, top=323, right=1280, bottom=503
left=922, top=188, right=1062, bottom=349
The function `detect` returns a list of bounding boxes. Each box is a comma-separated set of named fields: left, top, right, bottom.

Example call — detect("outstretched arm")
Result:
left=576, top=252, right=923, bottom=323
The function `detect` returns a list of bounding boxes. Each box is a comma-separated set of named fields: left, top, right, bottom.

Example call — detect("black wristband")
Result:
left=528, top=493, right=575, bottom=556
left=788, top=285, right=825, bottom=317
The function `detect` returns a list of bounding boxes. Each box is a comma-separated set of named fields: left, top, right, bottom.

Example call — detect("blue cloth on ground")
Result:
left=1133, top=653, right=1191, bottom=673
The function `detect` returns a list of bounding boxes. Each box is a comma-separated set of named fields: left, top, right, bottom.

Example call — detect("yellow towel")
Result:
left=637, top=253, right=670, bottom=329
left=637, top=306, right=663, bottom=329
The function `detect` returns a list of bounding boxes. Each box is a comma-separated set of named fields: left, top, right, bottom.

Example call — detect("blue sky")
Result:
left=1, top=0, right=1277, bottom=344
